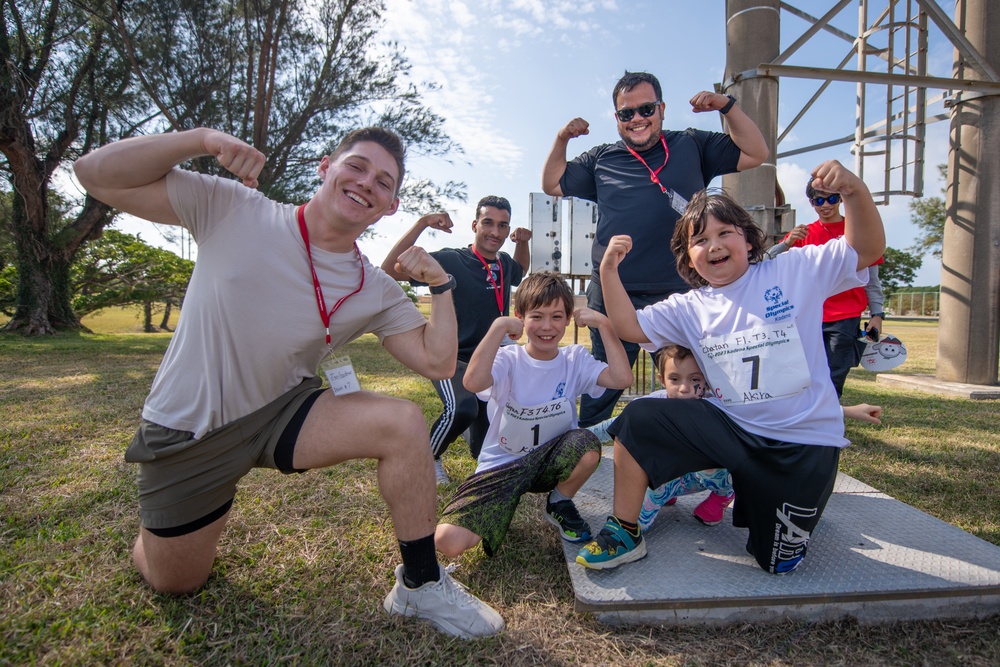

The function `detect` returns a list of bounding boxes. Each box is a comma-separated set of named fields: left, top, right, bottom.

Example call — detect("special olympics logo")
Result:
left=764, top=286, right=784, bottom=305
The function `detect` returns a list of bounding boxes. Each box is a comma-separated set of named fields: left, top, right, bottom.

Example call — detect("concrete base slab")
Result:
left=877, top=373, right=1000, bottom=400
left=562, top=447, right=1000, bottom=625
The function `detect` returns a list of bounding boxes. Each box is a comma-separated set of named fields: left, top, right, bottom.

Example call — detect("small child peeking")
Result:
left=588, top=345, right=735, bottom=530
left=434, top=271, right=634, bottom=559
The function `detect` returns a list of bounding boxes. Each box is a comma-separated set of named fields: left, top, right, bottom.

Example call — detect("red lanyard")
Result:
left=471, top=245, right=504, bottom=314
left=297, top=205, right=365, bottom=345
left=626, top=134, right=670, bottom=193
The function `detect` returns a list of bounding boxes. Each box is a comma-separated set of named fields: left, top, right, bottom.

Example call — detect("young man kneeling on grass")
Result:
left=74, top=126, right=503, bottom=639
left=435, top=271, right=634, bottom=559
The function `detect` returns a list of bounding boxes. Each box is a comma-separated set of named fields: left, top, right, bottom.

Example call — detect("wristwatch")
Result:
left=719, top=94, right=737, bottom=115
left=870, top=312, right=885, bottom=318
left=429, top=274, right=457, bottom=294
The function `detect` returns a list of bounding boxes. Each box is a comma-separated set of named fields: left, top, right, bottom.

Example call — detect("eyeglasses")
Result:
left=615, top=101, right=661, bottom=122
left=810, top=194, right=841, bottom=206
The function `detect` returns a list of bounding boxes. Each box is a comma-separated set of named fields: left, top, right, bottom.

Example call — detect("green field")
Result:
left=1, top=310, right=998, bottom=665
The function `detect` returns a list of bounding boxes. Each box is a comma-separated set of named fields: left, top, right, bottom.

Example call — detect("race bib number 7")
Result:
left=697, top=321, right=810, bottom=405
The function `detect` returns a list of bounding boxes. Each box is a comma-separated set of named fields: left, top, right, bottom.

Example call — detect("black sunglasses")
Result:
left=810, top=194, right=841, bottom=206
left=615, top=101, right=660, bottom=123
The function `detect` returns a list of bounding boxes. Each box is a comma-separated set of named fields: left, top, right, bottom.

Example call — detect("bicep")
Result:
left=381, top=326, right=431, bottom=374
left=84, top=176, right=181, bottom=227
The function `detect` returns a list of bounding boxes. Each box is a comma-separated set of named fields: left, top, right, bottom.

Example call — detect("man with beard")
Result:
left=542, top=71, right=769, bottom=426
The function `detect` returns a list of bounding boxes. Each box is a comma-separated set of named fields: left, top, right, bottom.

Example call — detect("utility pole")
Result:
left=722, top=0, right=781, bottom=237
left=938, top=0, right=1000, bottom=385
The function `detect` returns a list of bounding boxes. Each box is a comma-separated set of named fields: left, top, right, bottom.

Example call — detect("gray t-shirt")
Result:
left=143, top=170, right=425, bottom=438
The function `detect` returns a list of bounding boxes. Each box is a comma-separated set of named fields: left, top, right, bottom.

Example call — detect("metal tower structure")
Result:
left=723, top=0, right=1000, bottom=385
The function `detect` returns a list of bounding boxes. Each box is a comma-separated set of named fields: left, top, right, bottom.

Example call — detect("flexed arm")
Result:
left=575, top=308, right=634, bottom=389
left=598, top=235, right=651, bottom=345
left=74, top=128, right=265, bottom=226
left=542, top=118, right=590, bottom=196
left=510, top=227, right=533, bottom=274
left=379, top=212, right=453, bottom=280
left=690, top=91, right=769, bottom=171
left=382, top=247, right=458, bottom=380
left=464, top=317, right=524, bottom=393
left=809, top=161, right=885, bottom=270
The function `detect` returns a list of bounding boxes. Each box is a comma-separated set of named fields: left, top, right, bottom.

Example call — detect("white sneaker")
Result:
left=383, top=565, right=504, bottom=639
left=434, top=458, right=450, bottom=485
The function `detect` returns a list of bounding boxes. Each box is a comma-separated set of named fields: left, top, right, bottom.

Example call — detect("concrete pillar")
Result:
left=937, top=0, right=1000, bottom=385
left=722, top=0, right=780, bottom=235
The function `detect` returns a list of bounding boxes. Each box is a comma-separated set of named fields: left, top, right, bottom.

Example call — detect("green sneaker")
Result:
left=575, top=516, right=647, bottom=570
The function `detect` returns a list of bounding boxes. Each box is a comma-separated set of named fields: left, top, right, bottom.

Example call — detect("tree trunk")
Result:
left=1, top=177, right=83, bottom=335
left=143, top=301, right=154, bottom=333
left=159, top=301, right=173, bottom=331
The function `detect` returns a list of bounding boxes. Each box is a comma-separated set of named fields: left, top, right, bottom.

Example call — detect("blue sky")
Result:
left=121, top=0, right=958, bottom=286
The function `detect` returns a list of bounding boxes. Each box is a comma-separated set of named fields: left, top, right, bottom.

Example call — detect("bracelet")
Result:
left=870, top=312, right=885, bottom=319
left=720, top=95, right=737, bottom=115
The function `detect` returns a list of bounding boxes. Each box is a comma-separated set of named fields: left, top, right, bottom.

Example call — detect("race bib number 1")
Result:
left=497, top=397, right=573, bottom=457
left=697, top=321, right=810, bottom=405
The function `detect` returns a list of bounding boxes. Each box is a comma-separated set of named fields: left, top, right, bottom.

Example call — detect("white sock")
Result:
left=548, top=488, right=571, bottom=504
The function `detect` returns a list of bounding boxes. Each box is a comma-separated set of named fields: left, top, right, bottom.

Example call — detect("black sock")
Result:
left=616, top=516, right=640, bottom=535
left=399, top=534, right=440, bottom=588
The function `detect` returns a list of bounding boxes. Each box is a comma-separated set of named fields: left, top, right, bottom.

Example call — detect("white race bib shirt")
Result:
left=636, top=238, right=866, bottom=448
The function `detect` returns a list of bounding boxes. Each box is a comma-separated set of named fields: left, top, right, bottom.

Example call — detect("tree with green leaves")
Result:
left=880, top=246, right=922, bottom=298
left=71, top=229, right=193, bottom=332
left=111, top=0, right=464, bottom=206
left=1, top=0, right=143, bottom=334
left=908, top=163, right=946, bottom=260
left=3, top=0, right=464, bottom=335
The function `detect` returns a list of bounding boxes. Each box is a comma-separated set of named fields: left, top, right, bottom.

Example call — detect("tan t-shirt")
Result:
left=142, top=169, right=425, bottom=438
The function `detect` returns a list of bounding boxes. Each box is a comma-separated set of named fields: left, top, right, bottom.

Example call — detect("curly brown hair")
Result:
left=670, top=190, right=767, bottom=288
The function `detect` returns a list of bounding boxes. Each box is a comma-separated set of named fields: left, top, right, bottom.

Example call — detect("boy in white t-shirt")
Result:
left=435, top=272, right=634, bottom=559
left=576, top=160, right=885, bottom=574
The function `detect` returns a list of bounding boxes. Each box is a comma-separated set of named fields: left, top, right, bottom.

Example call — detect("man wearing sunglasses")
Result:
left=541, top=70, right=768, bottom=426
left=765, top=181, right=886, bottom=396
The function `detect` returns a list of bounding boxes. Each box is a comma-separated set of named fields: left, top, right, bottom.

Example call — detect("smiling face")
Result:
left=615, top=81, right=665, bottom=152
left=518, top=299, right=570, bottom=361
left=472, top=205, right=511, bottom=259
left=811, top=191, right=844, bottom=223
left=686, top=214, right=753, bottom=288
left=315, top=141, right=400, bottom=230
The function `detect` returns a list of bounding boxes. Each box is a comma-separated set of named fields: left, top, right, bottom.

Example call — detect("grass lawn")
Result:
left=1, top=313, right=999, bottom=665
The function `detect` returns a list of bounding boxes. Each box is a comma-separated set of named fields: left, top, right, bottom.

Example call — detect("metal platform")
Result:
left=562, top=447, right=1000, bottom=625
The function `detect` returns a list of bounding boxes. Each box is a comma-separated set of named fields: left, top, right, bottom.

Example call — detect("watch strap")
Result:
left=429, top=274, right=457, bottom=294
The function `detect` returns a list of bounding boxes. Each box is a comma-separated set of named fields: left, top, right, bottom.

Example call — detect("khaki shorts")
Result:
left=126, top=377, right=323, bottom=531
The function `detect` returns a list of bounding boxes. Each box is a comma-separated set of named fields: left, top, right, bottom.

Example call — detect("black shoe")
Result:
left=545, top=498, right=591, bottom=542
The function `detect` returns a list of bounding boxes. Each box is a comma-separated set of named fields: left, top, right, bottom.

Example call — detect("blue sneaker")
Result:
left=575, top=516, right=647, bottom=570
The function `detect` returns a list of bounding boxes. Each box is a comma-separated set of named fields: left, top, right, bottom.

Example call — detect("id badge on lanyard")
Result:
left=627, top=134, right=687, bottom=216
left=298, top=205, right=365, bottom=395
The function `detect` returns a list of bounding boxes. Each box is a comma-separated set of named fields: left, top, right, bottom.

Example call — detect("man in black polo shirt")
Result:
left=542, top=70, right=768, bottom=426
left=382, top=196, right=531, bottom=483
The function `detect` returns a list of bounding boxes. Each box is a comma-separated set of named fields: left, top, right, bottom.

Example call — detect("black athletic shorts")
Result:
left=609, top=397, right=840, bottom=574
